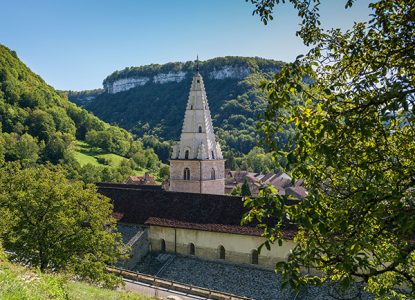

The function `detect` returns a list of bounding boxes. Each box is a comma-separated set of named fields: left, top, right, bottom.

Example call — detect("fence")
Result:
left=108, top=267, right=252, bottom=300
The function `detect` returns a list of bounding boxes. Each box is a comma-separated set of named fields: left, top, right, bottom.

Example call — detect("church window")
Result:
left=198, top=126, right=202, bottom=133
left=185, top=150, right=189, bottom=159
left=183, top=168, right=190, bottom=180
left=251, top=249, right=258, bottom=264
left=211, top=168, right=215, bottom=180
left=197, top=79, right=200, bottom=83
left=190, top=105, right=193, bottom=110
left=211, top=151, right=215, bottom=159
left=218, top=245, right=225, bottom=260
left=188, top=243, right=195, bottom=255
left=160, top=239, right=166, bottom=252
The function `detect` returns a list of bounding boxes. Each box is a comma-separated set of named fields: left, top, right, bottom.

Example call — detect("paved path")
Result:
left=123, top=278, right=207, bottom=300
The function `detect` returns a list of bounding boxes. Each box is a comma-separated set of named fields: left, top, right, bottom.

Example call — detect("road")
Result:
left=123, top=278, right=209, bottom=300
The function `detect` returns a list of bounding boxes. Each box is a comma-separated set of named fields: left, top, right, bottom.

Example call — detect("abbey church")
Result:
left=97, top=65, right=300, bottom=271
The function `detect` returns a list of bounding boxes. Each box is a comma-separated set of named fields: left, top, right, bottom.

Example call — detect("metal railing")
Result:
left=107, top=267, right=252, bottom=300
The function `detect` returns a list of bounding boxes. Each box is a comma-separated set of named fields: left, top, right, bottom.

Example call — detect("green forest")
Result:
left=80, top=57, right=296, bottom=172
left=0, top=44, right=165, bottom=183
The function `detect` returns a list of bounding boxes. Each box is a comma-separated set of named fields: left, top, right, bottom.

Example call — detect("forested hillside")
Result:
left=0, top=44, right=163, bottom=182
left=83, top=57, right=296, bottom=170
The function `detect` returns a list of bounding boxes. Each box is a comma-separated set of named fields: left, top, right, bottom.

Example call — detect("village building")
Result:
left=225, top=169, right=307, bottom=198
left=125, top=173, right=156, bottom=185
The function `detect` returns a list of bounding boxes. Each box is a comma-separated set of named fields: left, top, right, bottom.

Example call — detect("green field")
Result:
left=72, top=140, right=127, bottom=168
left=72, top=141, right=152, bottom=178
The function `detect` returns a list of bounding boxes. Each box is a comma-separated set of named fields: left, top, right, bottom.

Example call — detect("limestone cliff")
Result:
left=103, top=56, right=282, bottom=94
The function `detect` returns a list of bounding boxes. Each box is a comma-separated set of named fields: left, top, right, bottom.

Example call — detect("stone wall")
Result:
left=125, top=229, right=149, bottom=269
left=169, top=159, right=225, bottom=195
left=149, top=225, right=296, bottom=268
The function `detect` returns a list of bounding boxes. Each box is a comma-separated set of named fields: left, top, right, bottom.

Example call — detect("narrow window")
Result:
left=183, top=168, right=190, bottom=180
left=251, top=249, right=258, bottom=264
left=190, top=105, right=193, bottom=110
left=218, top=245, right=225, bottom=260
left=189, top=243, right=195, bottom=255
left=185, top=150, right=189, bottom=159
left=198, top=126, right=202, bottom=133
left=211, top=168, right=215, bottom=180
left=211, top=151, right=215, bottom=159
left=160, top=239, right=166, bottom=252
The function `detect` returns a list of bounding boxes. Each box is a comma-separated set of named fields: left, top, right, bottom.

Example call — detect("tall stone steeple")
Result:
left=169, top=60, right=225, bottom=195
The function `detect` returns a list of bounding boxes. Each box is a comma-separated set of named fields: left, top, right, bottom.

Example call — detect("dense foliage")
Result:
left=0, top=44, right=162, bottom=182
left=0, top=163, right=126, bottom=287
left=244, top=0, right=415, bottom=298
left=84, top=57, right=296, bottom=172
left=65, top=88, right=104, bottom=106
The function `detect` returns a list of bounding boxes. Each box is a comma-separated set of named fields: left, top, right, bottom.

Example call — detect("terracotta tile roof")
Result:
left=260, top=173, right=276, bottom=183
left=285, top=186, right=308, bottom=199
left=145, top=217, right=297, bottom=239
left=145, top=217, right=264, bottom=236
left=125, top=173, right=157, bottom=185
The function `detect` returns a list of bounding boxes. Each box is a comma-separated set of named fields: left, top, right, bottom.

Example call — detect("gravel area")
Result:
left=117, top=223, right=145, bottom=244
left=133, top=254, right=374, bottom=300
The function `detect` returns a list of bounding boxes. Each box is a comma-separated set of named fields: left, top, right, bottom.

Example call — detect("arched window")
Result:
left=198, top=126, right=202, bottom=133
left=183, top=168, right=190, bottom=180
left=188, top=243, right=195, bottom=255
left=190, top=105, right=193, bottom=110
left=251, top=249, right=258, bottom=264
left=211, top=168, right=215, bottom=180
left=185, top=150, right=189, bottom=159
left=160, top=239, right=166, bottom=252
left=211, top=151, right=215, bottom=159
left=218, top=245, right=225, bottom=260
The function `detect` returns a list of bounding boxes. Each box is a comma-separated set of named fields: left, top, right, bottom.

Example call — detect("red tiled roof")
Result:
left=145, top=217, right=297, bottom=239
left=145, top=217, right=263, bottom=236
left=125, top=174, right=157, bottom=185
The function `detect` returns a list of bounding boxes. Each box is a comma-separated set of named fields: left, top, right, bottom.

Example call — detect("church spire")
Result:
left=169, top=57, right=225, bottom=195
left=171, top=67, right=223, bottom=161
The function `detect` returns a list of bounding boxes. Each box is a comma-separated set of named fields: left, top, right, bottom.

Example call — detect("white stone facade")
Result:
left=169, top=72, right=225, bottom=195
left=149, top=225, right=296, bottom=268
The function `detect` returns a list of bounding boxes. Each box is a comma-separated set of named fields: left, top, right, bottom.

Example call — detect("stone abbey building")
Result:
left=97, top=65, right=301, bottom=271
left=169, top=70, right=225, bottom=195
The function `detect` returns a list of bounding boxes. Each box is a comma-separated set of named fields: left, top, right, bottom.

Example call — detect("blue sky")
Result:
left=0, top=0, right=372, bottom=90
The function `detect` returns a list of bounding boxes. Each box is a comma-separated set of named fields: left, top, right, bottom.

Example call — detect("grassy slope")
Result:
left=0, top=260, right=152, bottom=300
left=72, top=140, right=127, bottom=168
left=72, top=141, right=151, bottom=177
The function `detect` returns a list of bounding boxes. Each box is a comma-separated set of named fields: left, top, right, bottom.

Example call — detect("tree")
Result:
left=158, top=164, right=170, bottom=180
left=0, top=163, right=126, bottom=287
left=244, top=0, right=415, bottom=297
left=0, top=126, right=5, bottom=166
left=3, top=132, right=40, bottom=164
left=230, top=185, right=242, bottom=196
left=241, top=178, right=252, bottom=197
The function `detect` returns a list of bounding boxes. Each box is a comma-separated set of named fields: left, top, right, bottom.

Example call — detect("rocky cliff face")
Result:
left=104, top=66, right=254, bottom=94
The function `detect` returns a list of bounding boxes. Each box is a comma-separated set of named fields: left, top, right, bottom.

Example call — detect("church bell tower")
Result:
left=169, top=59, right=225, bottom=195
